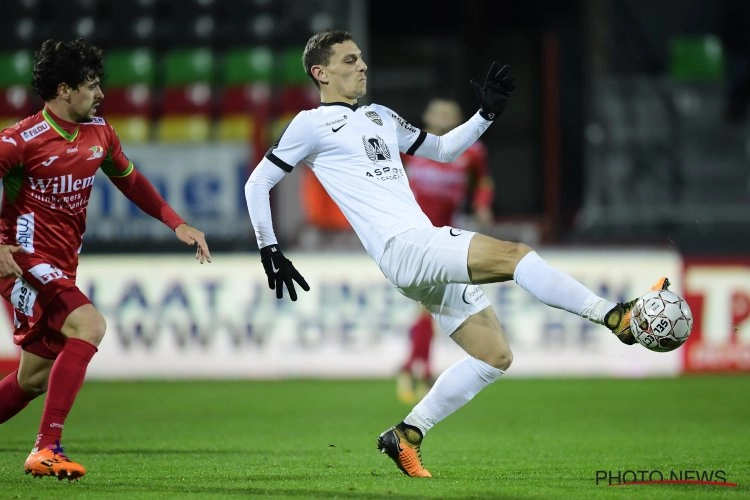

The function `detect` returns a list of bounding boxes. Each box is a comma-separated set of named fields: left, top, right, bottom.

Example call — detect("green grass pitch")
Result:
left=0, top=375, right=748, bottom=498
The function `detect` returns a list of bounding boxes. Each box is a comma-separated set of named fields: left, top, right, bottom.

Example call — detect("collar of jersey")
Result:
left=42, top=108, right=80, bottom=143
left=320, top=101, right=358, bottom=111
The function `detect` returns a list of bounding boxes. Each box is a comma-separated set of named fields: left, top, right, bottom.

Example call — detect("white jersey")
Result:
left=247, top=101, right=492, bottom=263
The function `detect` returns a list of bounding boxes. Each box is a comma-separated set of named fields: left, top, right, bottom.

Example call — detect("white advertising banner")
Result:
left=84, top=144, right=253, bottom=242
left=0, top=249, right=674, bottom=379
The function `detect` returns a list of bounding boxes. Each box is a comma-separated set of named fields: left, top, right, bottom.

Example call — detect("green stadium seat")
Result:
left=277, top=46, right=309, bottom=87
left=0, top=50, right=33, bottom=121
left=221, top=46, right=274, bottom=87
left=163, top=47, right=215, bottom=87
left=669, top=35, right=725, bottom=82
left=105, top=48, right=156, bottom=87
left=0, top=50, right=32, bottom=88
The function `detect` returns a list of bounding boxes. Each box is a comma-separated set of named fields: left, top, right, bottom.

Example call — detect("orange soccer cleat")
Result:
left=24, top=442, right=87, bottom=481
left=377, top=424, right=432, bottom=478
left=604, top=277, right=671, bottom=344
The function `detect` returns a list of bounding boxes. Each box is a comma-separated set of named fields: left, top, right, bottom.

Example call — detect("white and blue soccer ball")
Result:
left=630, top=289, right=693, bottom=352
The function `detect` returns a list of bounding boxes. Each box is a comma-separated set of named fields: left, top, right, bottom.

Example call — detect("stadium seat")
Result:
left=102, top=48, right=156, bottom=143
left=216, top=46, right=273, bottom=142
left=276, top=45, right=317, bottom=114
left=107, top=115, right=152, bottom=143
left=269, top=46, right=318, bottom=142
left=157, top=47, right=215, bottom=142
left=669, top=35, right=725, bottom=82
left=0, top=50, right=33, bottom=123
left=156, top=115, right=211, bottom=143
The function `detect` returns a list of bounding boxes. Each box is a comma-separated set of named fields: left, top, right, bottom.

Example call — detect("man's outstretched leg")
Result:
left=379, top=306, right=508, bottom=478
left=467, top=236, right=670, bottom=344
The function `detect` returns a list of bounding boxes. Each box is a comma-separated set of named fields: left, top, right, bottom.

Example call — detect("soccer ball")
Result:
left=629, top=290, right=693, bottom=352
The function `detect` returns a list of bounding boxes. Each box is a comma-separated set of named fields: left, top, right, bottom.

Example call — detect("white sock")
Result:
left=513, top=251, right=616, bottom=324
left=404, top=356, right=503, bottom=435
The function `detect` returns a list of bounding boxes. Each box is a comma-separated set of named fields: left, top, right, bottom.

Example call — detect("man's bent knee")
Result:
left=62, top=305, right=107, bottom=346
left=514, top=242, right=533, bottom=262
left=477, top=347, right=513, bottom=371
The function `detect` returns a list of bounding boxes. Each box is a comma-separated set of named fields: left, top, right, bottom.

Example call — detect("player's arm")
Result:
left=107, top=161, right=211, bottom=263
left=411, top=113, right=494, bottom=163
left=0, top=130, right=26, bottom=276
left=404, top=63, right=515, bottom=163
left=245, top=158, right=309, bottom=301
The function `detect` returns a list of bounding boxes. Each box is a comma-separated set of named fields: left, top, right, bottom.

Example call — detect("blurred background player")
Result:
left=299, top=167, right=358, bottom=250
left=397, top=97, right=495, bottom=404
left=0, top=38, right=211, bottom=481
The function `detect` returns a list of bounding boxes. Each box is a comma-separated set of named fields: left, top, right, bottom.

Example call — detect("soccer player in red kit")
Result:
left=0, top=38, right=211, bottom=481
left=397, top=98, right=495, bottom=404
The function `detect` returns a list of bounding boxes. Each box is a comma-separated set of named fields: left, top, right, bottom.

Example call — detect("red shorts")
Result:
left=0, top=261, right=91, bottom=360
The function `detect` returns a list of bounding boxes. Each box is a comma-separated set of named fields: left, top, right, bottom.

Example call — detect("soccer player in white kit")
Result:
left=245, top=30, right=669, bottom=478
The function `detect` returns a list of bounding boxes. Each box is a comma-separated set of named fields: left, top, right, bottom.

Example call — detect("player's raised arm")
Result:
left=469, top=61, right=515, bottom=121
left=245, top=158, right=310, bottom=301
left=407, top=63, right=516, bottom=163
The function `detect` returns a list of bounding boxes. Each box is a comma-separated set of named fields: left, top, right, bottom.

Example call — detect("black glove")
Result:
left=260, top=244, right=310, bottom=301
left=470, top=62, right=516, bottom=120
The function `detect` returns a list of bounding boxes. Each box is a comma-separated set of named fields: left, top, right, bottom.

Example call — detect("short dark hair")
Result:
left=302, top=30, right=353, bottom=88
left=32, top=38, right=104, bottom=101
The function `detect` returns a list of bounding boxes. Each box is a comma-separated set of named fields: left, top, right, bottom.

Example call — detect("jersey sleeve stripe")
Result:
left=103, top=160, right=134, bottom=178
left=265, top=151, right=294, bottom=172
left=405, top=130, right=427, bottom=156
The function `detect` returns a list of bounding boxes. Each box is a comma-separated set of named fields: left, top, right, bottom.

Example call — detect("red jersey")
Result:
left=404, top=142, right=494, bottom=227
left=0, top=108, right=178, bottom=277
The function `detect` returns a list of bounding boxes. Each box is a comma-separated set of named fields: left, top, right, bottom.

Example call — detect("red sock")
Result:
left=411, top=314, right=434, bottom=379
left=403, top=313, right=434, bottom=374
left=0, top=370, right=37, bottom=424
left=35, top=338, right=97, bottom=450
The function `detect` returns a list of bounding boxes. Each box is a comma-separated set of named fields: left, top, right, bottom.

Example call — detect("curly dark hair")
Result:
left=32, top=38, right=104, bottom=101
left=302, top=30, right=353, bottom=88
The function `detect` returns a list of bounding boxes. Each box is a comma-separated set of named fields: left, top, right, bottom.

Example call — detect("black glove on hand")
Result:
left=470, top=62, right=516, bottom=120
left=260, top=244, right=310, bottom=301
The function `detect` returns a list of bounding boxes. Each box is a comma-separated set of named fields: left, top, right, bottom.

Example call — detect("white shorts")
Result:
left=378, top=226, right=491, bottom=335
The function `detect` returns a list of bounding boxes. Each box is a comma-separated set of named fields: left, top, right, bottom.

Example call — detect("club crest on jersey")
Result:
left=362, top=135, right=391, bottom=161
left=365, top=111, right=383, bottom=126
left=20, top=121, right=50, bottom=142
left=87, top=145, right=104, bottom=160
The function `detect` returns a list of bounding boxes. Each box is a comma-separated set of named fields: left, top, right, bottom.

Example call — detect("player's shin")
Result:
left=34, top=339, right=97, bottom=450
left=403, top=356, right=504, bottom=435
left=0, top=370, right=37, bottom=423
